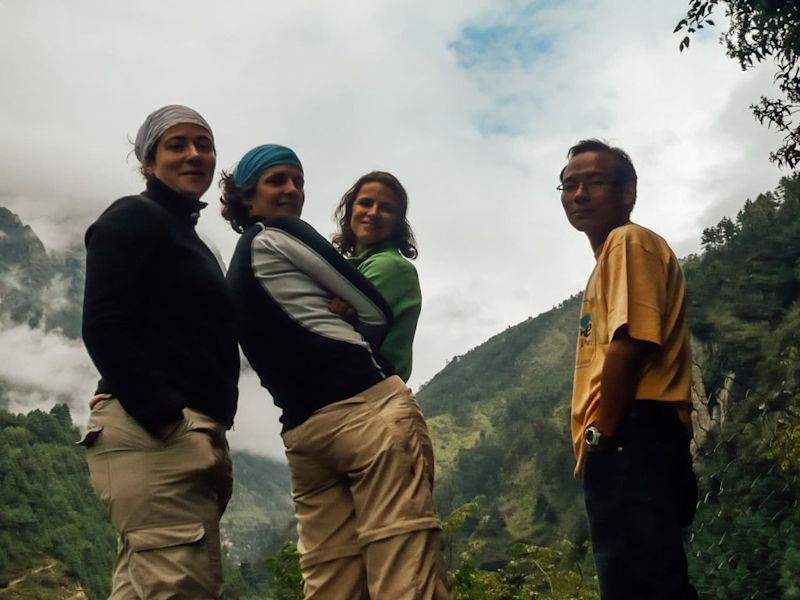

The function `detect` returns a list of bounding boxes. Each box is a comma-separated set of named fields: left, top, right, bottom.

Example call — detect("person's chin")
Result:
left=357, top=235, right=382, bottom=247
left=279, top=208, right=302, bottom=219
left=180, top=186, right=206, bottom=200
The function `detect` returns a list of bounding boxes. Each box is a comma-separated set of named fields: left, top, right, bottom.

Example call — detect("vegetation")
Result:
left=0, top=405, right=115, bottom=600
left=416, top=175, right=800, bottom=596
left=3, top=175, right=800, bottom=597
left=221, top=452, right=296, bottom=599
left=417, top=295, right=587, bottom=567
left=680, top=175, right=800, bottom=598
left=675, top=0, right=800, bottom=169
left=222, top=451, right=295, bottom=563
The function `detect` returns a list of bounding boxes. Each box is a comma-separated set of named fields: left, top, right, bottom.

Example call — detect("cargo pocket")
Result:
left=405, top=414, right=435, bottom=489
left=381, top=402, right=435, bottom=490
left=78, top=426, right=111, bottom=512
left=128, top=522, right=218, bottom=599
left=76, top=425, right=103, bottom=447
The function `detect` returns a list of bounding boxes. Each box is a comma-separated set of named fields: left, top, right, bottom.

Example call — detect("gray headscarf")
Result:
left=134, top=105, right=214, bottom=163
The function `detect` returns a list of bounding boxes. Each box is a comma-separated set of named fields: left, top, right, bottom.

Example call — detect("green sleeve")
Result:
left=357, top=250, right=422, bottom=381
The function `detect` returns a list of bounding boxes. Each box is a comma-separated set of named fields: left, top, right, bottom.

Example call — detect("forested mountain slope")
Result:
left=2, top=173, right=800, bottom=598
left=0, top=404, right=293, bottom=600
left=0, top=208, right=299, bottom=599
left=418, top=295, right=586, bottom=561
left=418, top=176, right=800, bottom=598
left=221, top=451, right=295, bottom=562
left=0, top=406, right=115, bottom=599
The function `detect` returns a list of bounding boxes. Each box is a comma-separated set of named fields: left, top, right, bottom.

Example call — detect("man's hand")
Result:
left=329, top=297, right=358, bottom=325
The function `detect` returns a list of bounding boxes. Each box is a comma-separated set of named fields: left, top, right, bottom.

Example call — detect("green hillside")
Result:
left=0, top=404, right=294, bottom=600
left=0, top=406, right=115, bottom=599
left=418, top=175, right=800, bottom=598
left=420, top=296, right=586, bottom=562
left=222, top=451, right=295, bottom=562
left=2, top=174, right=800, bottom=598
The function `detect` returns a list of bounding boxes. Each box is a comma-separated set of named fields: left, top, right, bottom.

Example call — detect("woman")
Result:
left=222, top=145, right=447, bottom=600
left=80, top=105, right=239, bottom=599
left=333, top=171, right=421, bottom=381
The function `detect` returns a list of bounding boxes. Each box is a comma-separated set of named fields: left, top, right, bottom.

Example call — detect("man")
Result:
left=560, top=139, right=698, bottom=599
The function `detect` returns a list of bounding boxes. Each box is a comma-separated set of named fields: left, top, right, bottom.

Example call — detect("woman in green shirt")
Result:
left=333, top=171, right=421, bottom=381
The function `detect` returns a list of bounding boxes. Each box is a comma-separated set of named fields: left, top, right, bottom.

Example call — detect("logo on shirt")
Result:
left=579, top=313, right=592, bottom=339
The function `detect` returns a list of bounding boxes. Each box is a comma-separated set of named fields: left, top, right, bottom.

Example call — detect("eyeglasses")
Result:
left=557, top=177, right=619, bottom=194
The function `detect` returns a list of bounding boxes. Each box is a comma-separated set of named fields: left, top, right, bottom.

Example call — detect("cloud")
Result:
left=226, top=368, right=287, bottom=460
left=0, top=0, right=793, bottom=450
left=0, top=324, right=97, bottom=422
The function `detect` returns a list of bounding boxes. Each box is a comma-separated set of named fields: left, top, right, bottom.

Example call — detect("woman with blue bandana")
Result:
left=332, top=171, right=421, bottom=382
left=222, top=145, right=448, bottom=599
left=80, top=105, right=239, bottom=599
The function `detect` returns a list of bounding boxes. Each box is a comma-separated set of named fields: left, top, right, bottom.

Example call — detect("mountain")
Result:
left=2, top=173, right=800, bottom=599
left=0, top=405, right=115, bottom=599
left=418, top=175, right=800, bottom=598
left=0, top=209, right=294, bottom=599
left=222, top=451, right=295, bottom=562
left=419, top=295, right=586, bottom=562
left=0, top=207, right=84, bottom=339
left=0, top=403, right=293, bottom=600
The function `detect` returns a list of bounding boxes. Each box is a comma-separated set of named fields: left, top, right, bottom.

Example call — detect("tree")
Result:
left=675, top=0, right=800, bottom=170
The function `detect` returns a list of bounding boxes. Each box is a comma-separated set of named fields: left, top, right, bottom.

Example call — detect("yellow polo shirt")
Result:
left=571, top=222, right=692, bottom=477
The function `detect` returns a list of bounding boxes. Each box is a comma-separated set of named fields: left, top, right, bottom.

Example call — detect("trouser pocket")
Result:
left=78, top=425, right=111, bottom=512
left=127, top=522, right=220, bottom=599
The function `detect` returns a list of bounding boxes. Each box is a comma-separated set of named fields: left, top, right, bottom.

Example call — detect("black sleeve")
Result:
left=81, top=197, right=185, bottom=435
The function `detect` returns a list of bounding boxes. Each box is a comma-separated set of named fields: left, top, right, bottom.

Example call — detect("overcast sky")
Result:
left=0, top=0, right=788, bottom=458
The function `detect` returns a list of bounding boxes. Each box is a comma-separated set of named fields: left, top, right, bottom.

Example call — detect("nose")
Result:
left=572, top=181, right=591, bottom=202
left=283, top=178, right=300, bottom=195
left=186, top=143, right=202, bottom=160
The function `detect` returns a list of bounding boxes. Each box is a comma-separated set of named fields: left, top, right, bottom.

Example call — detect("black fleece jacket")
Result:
left=82, top=177, right=239, bottom=435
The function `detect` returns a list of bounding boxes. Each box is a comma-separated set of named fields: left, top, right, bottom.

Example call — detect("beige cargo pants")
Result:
left=282, top=376, right=449, bottom=599
left=80, top=398, right=233, bottom=600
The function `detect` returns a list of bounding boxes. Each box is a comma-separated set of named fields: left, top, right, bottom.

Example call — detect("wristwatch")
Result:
left=584, top=425, right=604, bottom=448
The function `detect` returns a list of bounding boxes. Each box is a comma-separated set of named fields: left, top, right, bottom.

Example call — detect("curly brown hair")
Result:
left=219, top=170, right=259, bottom=233
left=332, top=171, right=417, bottom=259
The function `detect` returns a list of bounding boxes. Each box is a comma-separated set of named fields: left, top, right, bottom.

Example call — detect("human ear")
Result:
left=622, top=182, right=637, bottom=211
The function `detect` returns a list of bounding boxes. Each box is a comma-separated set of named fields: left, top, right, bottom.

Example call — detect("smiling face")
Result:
left=143, top=123, right=215, bottom=199
left=349, top=181, right=400, bottom=253
left=560, top=150, right=635, bottom=251
left=248, top=165, right=305, bottom=220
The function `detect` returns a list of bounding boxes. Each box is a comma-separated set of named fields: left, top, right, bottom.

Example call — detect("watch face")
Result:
left=585, top=427, right=599, bottom=446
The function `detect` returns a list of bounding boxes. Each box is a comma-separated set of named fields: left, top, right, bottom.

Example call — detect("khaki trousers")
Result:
left=80, top=398, right=233, bottom=600
left=282, top=376, right=448, bottom=599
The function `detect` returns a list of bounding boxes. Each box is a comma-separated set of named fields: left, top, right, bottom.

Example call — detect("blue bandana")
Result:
left=233, top=144, right=303, bottom=188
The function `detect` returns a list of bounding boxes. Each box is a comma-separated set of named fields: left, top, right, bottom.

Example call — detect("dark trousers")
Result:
left=583, top=401, right=698, bottom=600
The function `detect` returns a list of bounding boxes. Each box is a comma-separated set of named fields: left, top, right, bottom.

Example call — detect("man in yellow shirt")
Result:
left=559, top=139, right=698, bottom=599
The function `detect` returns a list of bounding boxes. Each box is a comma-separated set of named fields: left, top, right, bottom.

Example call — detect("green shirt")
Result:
left=350, top=244, right=422, bottom=381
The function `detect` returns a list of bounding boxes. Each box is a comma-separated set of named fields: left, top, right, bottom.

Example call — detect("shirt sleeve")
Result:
left=252, top=217, right=393, bottom=349
left=81, top=198, right=185, bottom=435
left=602, top=235, right=667, bottom=347
left=357, top=252, right=422, bottom=381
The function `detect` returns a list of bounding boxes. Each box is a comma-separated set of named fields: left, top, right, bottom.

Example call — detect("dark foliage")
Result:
left=676, top=0, right=800, bottom=169
left=0, top=405, right=116, bottom=599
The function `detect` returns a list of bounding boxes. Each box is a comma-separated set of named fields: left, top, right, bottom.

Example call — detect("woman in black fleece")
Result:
left=79, top=105, right=239, bottom=599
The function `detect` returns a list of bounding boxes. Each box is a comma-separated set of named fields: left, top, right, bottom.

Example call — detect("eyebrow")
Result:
left=562, top=170, right=607, bottom=180
left=163, top=135, right=212, bottom=143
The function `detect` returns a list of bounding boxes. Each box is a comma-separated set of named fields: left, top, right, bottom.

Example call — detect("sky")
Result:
left=0, top=0, right=788, bottom=458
